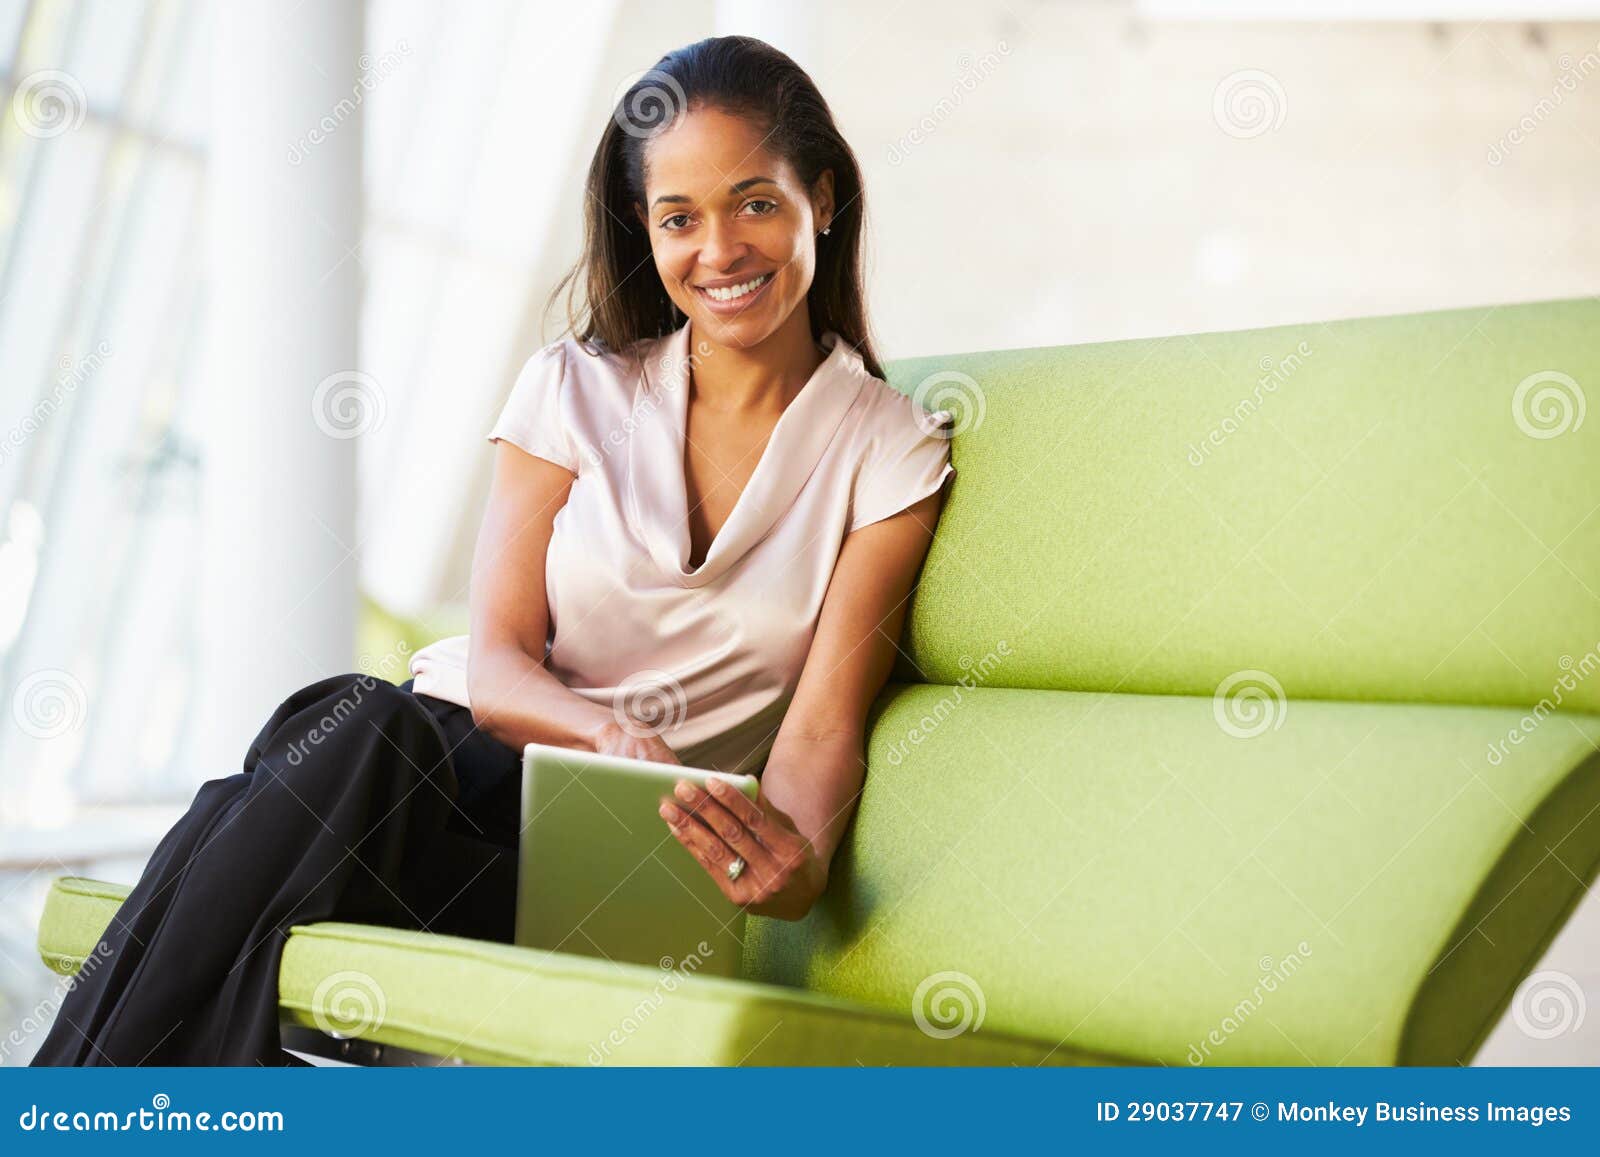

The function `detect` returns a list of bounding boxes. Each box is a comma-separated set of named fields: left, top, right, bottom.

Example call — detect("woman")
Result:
left=31, top=34, right=951, bottom=1067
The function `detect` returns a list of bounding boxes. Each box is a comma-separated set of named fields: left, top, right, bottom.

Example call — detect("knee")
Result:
left=276, top=674, right=420, bottom=765
left=321, top=672, right=419, bottom=725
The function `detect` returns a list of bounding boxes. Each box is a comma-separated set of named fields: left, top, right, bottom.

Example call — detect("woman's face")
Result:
left=634, top=106, right=833, bottom=349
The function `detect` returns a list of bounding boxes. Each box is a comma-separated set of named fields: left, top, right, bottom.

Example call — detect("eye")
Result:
left=741, top=198, right=778, bottom=216
left=660, top=213, right=692, bottom=231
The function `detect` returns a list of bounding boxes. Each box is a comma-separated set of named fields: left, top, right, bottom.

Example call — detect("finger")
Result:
left=702, top=776, right=767, bottom=831
left=671, top=781, right=775, bottom=871
left=659, top=798, right=733, bottom=866
left=703, top=777, right=804, bottom=857
left=659, top=802, right=746, bottom=902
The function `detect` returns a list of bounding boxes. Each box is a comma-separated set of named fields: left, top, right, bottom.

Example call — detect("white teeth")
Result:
left=702, top=273, right=771, bottom=302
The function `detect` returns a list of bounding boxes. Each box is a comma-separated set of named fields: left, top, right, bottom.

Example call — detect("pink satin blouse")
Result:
left=408, top=317, right=954, bottom=774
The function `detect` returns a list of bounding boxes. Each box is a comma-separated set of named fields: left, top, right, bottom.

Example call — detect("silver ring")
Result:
left=726, top=855, right=746, bottom=882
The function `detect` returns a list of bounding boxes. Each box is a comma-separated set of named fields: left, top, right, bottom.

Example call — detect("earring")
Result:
left=821, top=227, right=831, bottom=236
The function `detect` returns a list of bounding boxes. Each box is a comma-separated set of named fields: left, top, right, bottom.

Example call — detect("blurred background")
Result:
left=0, top=0, right=1596, bottom=1063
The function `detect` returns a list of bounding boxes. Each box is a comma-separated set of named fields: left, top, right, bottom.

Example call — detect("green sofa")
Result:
left=37, top=297, right=1600, bottom=1065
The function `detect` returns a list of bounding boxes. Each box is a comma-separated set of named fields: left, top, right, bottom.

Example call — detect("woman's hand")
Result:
left=659, top=777, right=828, bottom=921
left=591, top=720, right=681, bottom=766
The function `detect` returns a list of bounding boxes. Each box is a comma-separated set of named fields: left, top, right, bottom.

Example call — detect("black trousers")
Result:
left=29, top=673, right=523, bottom=1067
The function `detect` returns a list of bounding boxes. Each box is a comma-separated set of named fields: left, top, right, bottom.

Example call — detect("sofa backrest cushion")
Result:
left=881, top=298, right=1600, bottom=713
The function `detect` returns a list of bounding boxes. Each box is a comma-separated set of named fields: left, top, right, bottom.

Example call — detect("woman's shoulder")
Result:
left=838, top=363, right=956, bottom=533
left=538, top=332, right=649, bottom=378
left=531, top=331, right=660, bottom=411
left=847, top=365, right=956, bottom=449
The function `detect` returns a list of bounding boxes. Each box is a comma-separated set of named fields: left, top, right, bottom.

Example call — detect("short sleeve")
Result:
left=847, top=394, right=956, bottom=533
left=486, top=341, right=580, bottom=472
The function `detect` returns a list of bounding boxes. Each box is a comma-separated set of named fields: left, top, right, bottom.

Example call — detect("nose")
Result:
left=697, top=214, right=749, bottom=274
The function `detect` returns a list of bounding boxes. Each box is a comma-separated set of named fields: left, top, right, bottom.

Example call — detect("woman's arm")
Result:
left=466, top=442, right=679, bottom=764
left=660, top=484, right=945, bottom=918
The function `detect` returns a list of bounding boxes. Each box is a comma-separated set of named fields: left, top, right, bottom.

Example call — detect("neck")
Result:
left=688, top=310, right=826, bottom=416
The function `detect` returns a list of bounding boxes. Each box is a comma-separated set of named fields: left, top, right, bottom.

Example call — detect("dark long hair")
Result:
left=547, top=35, right=884, bottom=380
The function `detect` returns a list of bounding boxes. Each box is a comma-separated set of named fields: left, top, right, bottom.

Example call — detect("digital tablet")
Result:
left=514, top=742, right=760, bottom=979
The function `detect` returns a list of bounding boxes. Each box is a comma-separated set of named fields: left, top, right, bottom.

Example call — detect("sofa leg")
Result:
left=278, top=1022, right=475, bottom=1067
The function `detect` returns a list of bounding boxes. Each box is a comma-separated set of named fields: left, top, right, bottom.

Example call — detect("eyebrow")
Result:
left=651, top=176, right=778, bottom=209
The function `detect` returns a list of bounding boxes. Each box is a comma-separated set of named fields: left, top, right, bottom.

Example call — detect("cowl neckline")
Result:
left=625, top=317, right=867, bottom=588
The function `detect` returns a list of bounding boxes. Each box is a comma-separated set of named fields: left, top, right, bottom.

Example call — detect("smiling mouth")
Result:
left=695, top=272, right=774, bottom=304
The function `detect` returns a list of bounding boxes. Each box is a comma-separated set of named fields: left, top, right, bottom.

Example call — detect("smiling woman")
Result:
left=30, top=35, right=954, bottom=1066
left=445, top=36, right=957, bottom=919
left=635, top=132, right=829, bottom=339
left=552, top=35, right=879, bottom=379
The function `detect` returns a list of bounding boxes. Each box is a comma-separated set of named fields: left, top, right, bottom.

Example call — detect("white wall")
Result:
left=807, top=3, right=1600, bottom=354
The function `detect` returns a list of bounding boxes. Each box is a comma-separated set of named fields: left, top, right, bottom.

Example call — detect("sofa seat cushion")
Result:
left=747, top=684, right=1600, bottom=1066
left=35, top=876, right=1091, bottom=1066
